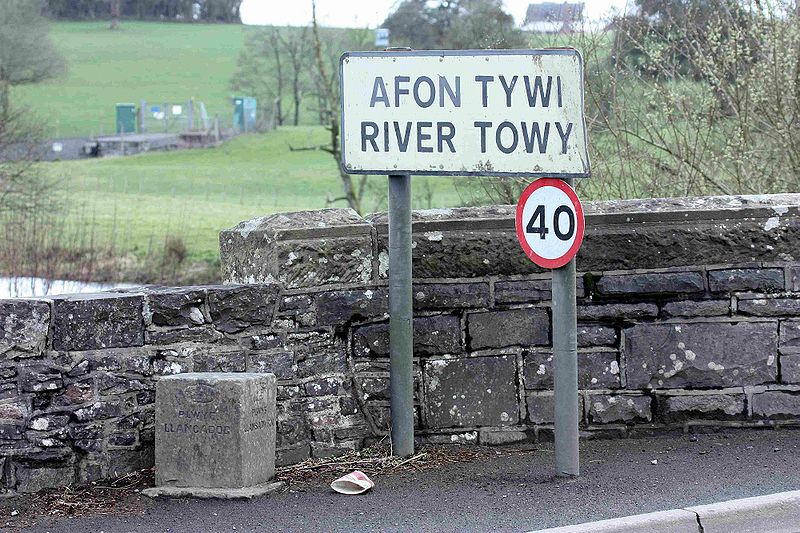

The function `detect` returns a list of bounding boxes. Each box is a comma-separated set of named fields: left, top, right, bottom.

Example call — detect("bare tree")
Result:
left=267, top=29, right=287, bottom=126
left=109, top=0, right=121, bottom=29
left=232, top=25, right=310, bottom=128
left=277, top=25, right=309, bottom=126
left=0, top=0, right=65, bottom=124
left=309, top=0, right=375, bottom=213
left=0, top=0, right=65, bottom=213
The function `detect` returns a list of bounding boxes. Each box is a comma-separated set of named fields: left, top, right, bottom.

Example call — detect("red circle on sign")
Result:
left=515, top=178, right=585, bottom=269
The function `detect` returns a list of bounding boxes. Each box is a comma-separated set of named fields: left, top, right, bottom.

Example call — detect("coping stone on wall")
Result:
left=219, top=208, right=374, bottom=289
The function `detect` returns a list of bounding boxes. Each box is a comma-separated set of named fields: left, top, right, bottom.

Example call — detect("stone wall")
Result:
left=3, top=193, right=800, bottom=493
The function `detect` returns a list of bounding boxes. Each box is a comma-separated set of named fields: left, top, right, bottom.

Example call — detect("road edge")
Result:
left=530, top=489, right=800, bottom=533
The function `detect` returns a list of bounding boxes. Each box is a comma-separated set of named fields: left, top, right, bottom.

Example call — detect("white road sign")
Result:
left=515, top=178, right=585, bottom=269
left=339, top=49, right=589, bottom=177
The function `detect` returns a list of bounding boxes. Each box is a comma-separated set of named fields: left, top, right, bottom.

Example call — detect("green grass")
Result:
left=12, top=21, right=249, bottom=137
left=48, top=126, right=464, bottom=263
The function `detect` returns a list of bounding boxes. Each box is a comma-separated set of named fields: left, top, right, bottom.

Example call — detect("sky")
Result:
left=240, top=0, right=635, bottom=28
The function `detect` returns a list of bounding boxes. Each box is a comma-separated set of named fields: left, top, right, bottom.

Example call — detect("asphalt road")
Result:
left=15, top=429, right=800, bottom=533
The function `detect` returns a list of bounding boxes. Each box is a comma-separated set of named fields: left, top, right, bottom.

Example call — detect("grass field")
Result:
left=12, top=21, right=248, bottom=137
left=4, top=21, right=470, bottom=276
left=48, top=127, right=464, bottom=264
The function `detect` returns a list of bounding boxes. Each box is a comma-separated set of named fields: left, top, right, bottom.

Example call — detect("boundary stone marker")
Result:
left=143, top=372, right=281, bottom=499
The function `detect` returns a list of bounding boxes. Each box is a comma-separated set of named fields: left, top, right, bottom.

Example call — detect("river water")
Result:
left=0, top=277, right=139, bottom=299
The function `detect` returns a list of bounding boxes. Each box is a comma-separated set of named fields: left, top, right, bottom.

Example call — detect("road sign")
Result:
left=339, top=48, right=590, bottom=469
left=339, top=49, right=589, bottom=178
left=515, top=178, right=584, bottom=269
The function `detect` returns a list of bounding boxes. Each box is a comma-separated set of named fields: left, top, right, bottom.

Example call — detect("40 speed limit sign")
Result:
left=515, top=178, right=585, bottom=269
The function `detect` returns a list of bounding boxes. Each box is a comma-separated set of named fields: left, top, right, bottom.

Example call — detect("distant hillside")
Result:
left=12, top=21, right=249, bottom=137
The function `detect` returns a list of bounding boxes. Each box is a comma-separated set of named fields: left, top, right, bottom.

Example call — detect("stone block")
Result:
left=494, top=278, right=584, bottom=304
left=146, top=327, right=225, bottom=345
left=624, top=322, right=778, bottom=388
left=207, top=285, right=279, bottom=333
left=0, top=423, right=23, bottom=439
left=108, top=448, right=154, bottom=477
left=14, top=463, right=76, bottom=493
left=295, top=350, right=347, bottom=379
left=220, top=209, right=374, bottom=288
left=467, top=308, right=548, bottom=350
left=74, top=401, right=126, bottom=422
left=152, top=356, right=191, bottom=376
left=147, top=288, right=207, bottom=327
left=577, top=303, right=658, bottom=321
left=479, top=429, right=530, bottom=446
left=247, top=351, right=295, bottom=380
left=662, top=300, right=730, bottom=318
left=353, top=315, right=461, bottom=357
left=251, top=333, right=284, bottom=351
left=589, top=395, right=652, bottom=424
left=279, top=295, right=313, bottom=313
left=424, top=431, right=479, bottom=445
left=311, top=441, right=361, bottom=459
left=276, top=444, right=310, bottom=466
left=577, top=325, right=617, bottom=347
left=303, top=377, right=341, bottom=397
left=277, top=415, right=310, bottom=447
left=315, top=289, right=387, bottom=326
left=596, top=272, right=705, bottom=296
left=791, top=266, right=800, bottom=292
left=524, top=351, right=620, bottom=389
left=19, top=366, right=63, bottom=393
left=0, top=400, right=27, bottom=421
left=52, top=382, right=94, bottom=407
left=423, top=356, right=519, bottom=428
left=154, top=372, right=277, bottom=489
left=751, top=391, right=800, bottom=419
left=0, top=300, right=50, bottom=359
left=52, top=293, right=144, bottom=351
left=656, top=393, right=745, bottom=422
left=738, top=298, right=800, bottom=317
left=192, top=348, right=246, bottom=373
left=494, top=279, right=552, bottom=304
left=96, top=373, right=150, bottom=396
left=780, top=321, right=800, bottom=349
left=781, top=354, right=800, bottom=383
left=413, top=283, right=491, bottom=309
left=708, top=268, right=784, bottom=293
left=527, top=393, right=584, bottom=425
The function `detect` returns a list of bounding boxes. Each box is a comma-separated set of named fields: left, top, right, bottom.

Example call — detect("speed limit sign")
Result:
left=515, top=178, right=585, bottom=269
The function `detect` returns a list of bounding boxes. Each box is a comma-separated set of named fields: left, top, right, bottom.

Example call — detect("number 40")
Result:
left=526, top=205, right=575, bottom=241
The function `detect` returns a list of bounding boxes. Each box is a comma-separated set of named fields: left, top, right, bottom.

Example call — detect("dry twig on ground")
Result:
left=275, top=441, right=502, bottom=487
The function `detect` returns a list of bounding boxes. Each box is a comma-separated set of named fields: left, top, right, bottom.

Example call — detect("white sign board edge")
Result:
left=339, top=48, right=591, bottom=178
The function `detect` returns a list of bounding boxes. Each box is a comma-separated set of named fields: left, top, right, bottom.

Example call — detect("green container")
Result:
left=233, top=96, right=257, bottom=133
left=116, top=103, right=137, bottom=135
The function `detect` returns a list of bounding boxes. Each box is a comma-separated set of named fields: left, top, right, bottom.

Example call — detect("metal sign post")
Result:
left=515, top=177, right=584, bottom=476
left=552, top=178, right=580, bottom=477
left=388, top=173, right=414, bottom=457
left=340, top=49, right=590, bottom=466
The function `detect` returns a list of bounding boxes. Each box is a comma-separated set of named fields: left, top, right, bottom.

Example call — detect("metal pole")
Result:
left=552, top=177, right=579, bottom=477
left=388, top=173, right=414, bottom=457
